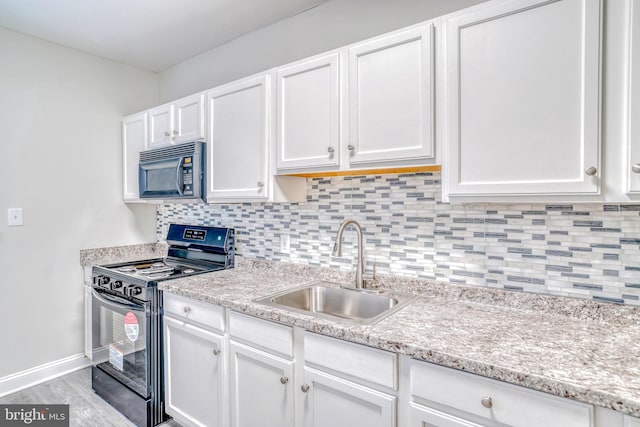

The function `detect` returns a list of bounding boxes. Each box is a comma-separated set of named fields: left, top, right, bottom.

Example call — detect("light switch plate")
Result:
left=8, top=208, right=23, bottom=226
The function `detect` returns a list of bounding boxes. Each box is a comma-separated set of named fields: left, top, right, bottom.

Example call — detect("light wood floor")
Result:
left=0, top=368, right=182, bottom=427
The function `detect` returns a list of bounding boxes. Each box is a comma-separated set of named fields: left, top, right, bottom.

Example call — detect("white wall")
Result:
left=0, top=27, right=159, bottom=378
left=159, top=0, right=488, bottom=101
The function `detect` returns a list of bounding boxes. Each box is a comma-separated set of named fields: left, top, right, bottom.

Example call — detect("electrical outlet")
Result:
left=280, top=234, right=290, bottom=253
left=8, top=208, right=23, bottom=226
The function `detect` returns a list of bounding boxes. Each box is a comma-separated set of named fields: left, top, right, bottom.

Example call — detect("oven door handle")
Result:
left=92, top=289, right=146, bottom=312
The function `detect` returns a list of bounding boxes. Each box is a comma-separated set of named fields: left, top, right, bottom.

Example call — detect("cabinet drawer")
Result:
left=163, top=293, right=224, bottom=333
left=304, top=332, right=397, bottom=390
left=410, top=361, right=593, bottom=427
left=229, top=311, right=293, bottom=359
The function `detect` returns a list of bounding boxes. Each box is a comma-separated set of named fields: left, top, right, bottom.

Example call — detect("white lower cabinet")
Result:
left=163, top=315, right=225, bottom=427
left=409, top=402, right=484, bottom=427
left=228, top=311, right=295, bottom=427
left=302, top=331, right=397, bottom=427
left=228, top=341, right=295, bottom=427
left=163, top=294, right=226, bottom=427
left=302, top=366, right=396, bottom=427
left=162, top=295, right=631, bottom=427
left=408, top=359, right=593, bottom=427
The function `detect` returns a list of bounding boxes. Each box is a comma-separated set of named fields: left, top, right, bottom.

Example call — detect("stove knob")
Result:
left=96, top=276, right=110, bottom=287
left=111, top=281, right=123, bottom=290
left=129, top=287, right=143, bottom=296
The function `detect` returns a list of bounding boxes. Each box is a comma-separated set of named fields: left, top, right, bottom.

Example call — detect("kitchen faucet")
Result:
left=332, top=219, right=366, bottom=289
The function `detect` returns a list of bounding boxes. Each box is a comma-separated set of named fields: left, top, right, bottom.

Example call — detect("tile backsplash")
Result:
left=157, top=172, right=640, bottom=305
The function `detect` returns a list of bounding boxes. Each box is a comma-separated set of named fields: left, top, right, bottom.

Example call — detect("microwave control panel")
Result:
left=182, top=156, right=193, bottom=195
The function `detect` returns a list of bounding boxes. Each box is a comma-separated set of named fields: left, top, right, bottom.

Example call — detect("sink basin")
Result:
left=255, top=282, right=417, bottom=325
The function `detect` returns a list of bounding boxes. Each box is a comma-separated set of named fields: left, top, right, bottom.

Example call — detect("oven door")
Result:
left=91, top=288, right=151, bottom=398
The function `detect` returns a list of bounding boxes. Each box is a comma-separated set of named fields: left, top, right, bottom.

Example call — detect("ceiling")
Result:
left=0, top=0, right=330, bottom=72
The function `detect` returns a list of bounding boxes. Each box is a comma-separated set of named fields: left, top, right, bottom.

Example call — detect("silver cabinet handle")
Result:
left=280, top=377, right=288, bottom=385
left=257, top=182, right=264, bottom=191
left=301, top=384, right=310, bottom=393
left=347, top=144, right=355, bottom=152
left=213, top=349, right=221, bottom=356
left=173, top=130, right=178, bottom=135
left=164, top=131, right=170, bottom=137
left=480, top=396, right=493, bottom=409
left=183, top=306, right=191, bottom=313
left=632, top=164, right=640, bottom=174
left=327, top=147, right=335, bottom=155
left=585, top=166, right=597, bottom=176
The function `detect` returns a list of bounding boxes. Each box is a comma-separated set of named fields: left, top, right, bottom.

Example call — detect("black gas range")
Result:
left=91, top=224, right=234, bottom=427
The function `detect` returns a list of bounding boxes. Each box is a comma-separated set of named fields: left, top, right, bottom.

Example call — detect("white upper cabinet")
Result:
left=174, top=93, right=206, bottom=144
left=445, top=0, right=602, bottom=198
left=348, top=24, right=435, bottom=166
left=148, top=103, right=173, bottom=148
left=276, top=52, right=341, bottom=171
left=628, top=0, right=640, bottom=194
left=148, top=93, right=205, bottom=149
left=273, top=23, right=435, bottom=174
left=122, top=112, right=147, bottom=202
left=206, top=74, right=270, bottom=201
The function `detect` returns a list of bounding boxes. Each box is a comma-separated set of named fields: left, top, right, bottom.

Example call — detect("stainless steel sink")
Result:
left=255, top=282, right=417, bottom=325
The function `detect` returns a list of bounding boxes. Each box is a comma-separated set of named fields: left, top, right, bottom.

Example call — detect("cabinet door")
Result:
left=409, top=402, right=484, bottom=427
left=276, top=53, right=341, bottom=171
left=164, top=315, right=225, bottom=427
left=148, top=103, right=174, bottom=148
left=348, top=24, right=434, bottom=166
left=626, top=415, right=640, bottom=427
left=122, top=112, right=147, bottom=201
left=629, top=0, right=640, bottom=193
left=229, top=341, right=294, bottom=427
left=446, top=0, right=601, bottom=197
left=302, top=367, right=396, bottom=427
left=174, top=93, right=206, bottom=144
left=206, top=75, right=270, bottom=201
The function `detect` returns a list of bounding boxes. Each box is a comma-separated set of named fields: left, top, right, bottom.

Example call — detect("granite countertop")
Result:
left=158, top=258, right=640, bottom=418
left=80, top=243, right=168, bottom=267
left=79, top=247, right=640, bottom=417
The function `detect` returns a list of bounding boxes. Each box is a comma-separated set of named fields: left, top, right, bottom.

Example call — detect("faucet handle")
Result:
left=362, top=275, right=379, bottom=290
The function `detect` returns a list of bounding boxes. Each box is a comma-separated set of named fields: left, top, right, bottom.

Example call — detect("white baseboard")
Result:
left=0, top=353, right=92, bottom=397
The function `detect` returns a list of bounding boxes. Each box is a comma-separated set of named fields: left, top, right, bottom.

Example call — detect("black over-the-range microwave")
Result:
left=138, top=141, right=204, bottom=200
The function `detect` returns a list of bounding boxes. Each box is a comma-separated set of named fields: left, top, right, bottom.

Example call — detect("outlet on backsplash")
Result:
left=280, top=234, right=290, bottom=254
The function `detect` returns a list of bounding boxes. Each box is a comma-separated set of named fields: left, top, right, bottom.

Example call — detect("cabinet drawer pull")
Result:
left=585, top=166, right=597, bottom=176
left=480, top=396, right=493, bottom=409
left=257, top=181, right=264, bottom=189
left=164, top=131, right=170, bottom=137
left=213, top=348, right=221, bottom=356
left=347, top=144, right=355, bottom=152
left=173, top=129, right=178, bottom=135
left=280, top=376, right=289, bottom=385
left=183, top=306, right=191, bottom=314
left=301, top=384, right=310, bottom=393
left=632, top=164, right=640, bottom=174
left=327, top=147, right=335, bottom=157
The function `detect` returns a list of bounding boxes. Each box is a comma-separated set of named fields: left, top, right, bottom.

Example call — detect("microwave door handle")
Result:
left=92, top=289, right=145, bottom=312
left=176, top=159, right=184, bottom=196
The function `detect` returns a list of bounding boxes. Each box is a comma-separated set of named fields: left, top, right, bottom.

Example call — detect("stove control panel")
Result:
left=92, top=274, right=150, bottom=302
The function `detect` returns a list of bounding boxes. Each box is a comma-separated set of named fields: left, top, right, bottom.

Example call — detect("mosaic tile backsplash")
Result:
left=157, top=172, right=640, bottom=305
